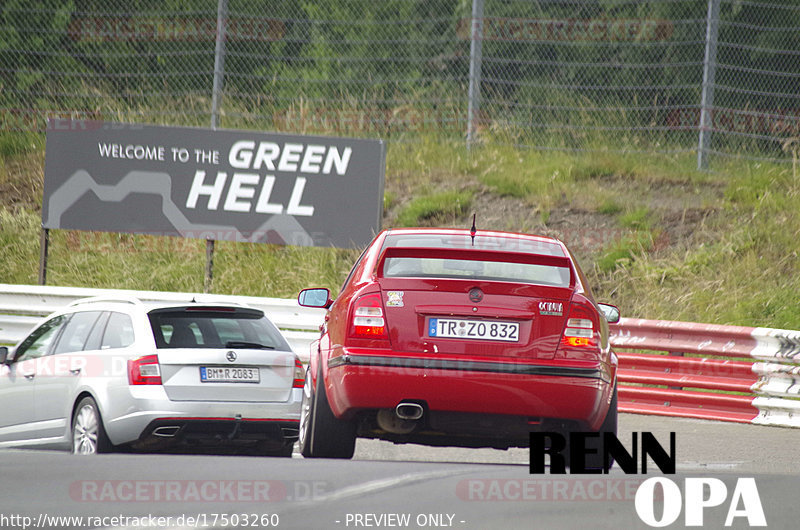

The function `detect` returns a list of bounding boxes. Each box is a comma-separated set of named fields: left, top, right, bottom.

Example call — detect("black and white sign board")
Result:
left=43, top=120, right=385, bottom=248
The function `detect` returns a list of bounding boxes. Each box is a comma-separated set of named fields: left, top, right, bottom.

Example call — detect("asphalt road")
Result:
left=1, top=414, right=798, bottom=529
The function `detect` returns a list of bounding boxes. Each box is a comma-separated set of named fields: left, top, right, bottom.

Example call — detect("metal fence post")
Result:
left=466, top=0, right=484, bottom=149
left=206, top=0, right=228, bottom=291
left=697, top=0, right=721, bottom=171
left=210, top=0, right=228, bottom=131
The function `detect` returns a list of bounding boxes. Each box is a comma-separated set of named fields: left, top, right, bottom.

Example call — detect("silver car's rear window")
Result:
left=148, top=308, right=290, bottom=351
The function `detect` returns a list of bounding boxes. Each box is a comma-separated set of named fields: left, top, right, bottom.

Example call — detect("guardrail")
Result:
left=611, top=319, right=800, bottom=428
left=1, top=284, right=798, bottom=428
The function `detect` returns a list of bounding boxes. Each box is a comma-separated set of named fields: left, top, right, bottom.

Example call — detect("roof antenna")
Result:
left=470, top=213, right=477, bottom=246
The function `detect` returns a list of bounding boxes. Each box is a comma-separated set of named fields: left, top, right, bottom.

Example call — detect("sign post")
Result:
left=38, top=228, right=49, bottom=285
left=204, top=239, right=215, bottom=293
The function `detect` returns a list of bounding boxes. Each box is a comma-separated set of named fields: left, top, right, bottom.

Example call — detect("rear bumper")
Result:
left=103, top=386, right=302, bottom=447
left=325, top=353, right=615, bottom=430
left=134, top=418, right=299, bottom=452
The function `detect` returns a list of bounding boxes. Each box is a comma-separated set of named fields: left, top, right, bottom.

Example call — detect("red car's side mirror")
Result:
left=298, top=288, right=333, bottom=309
left=598, top=303, right=621, bottom=324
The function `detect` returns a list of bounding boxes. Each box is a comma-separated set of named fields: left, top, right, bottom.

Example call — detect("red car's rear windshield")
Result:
left=380, top=233, right=571, bottom=287
left=382, top=233, right=566, bottom=256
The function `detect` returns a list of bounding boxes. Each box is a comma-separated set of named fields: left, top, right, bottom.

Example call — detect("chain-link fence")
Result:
left=2, top=0, right=799, bottom=167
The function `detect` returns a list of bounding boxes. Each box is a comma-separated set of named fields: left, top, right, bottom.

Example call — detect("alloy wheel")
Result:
left=73, top=403, right=99, bottom=455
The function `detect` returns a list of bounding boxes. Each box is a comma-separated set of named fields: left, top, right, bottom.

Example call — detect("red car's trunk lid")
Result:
left=376, top=247, right=575, bottom=361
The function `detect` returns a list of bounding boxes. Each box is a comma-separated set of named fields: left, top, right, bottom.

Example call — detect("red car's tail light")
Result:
left=350, top=293, right=387, bottom=338
left=293, top=358, right=305, bottom=388
left=563, top=317, right=595, bottom=347
left=560, top=306, right=599, bottom=351
left=128, top=355, right=162, bottom=385
left=346, top=292, right=391, bottom=349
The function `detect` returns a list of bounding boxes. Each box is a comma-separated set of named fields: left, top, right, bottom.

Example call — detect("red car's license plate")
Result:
left=428, top=318, right=519, bottom=342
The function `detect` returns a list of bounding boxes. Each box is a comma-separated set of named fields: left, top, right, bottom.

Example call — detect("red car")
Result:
left=297, top=228, right=619, bottom=464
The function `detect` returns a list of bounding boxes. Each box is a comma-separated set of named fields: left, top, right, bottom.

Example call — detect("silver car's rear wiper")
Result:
left=224, top=341, right=276, bottom=350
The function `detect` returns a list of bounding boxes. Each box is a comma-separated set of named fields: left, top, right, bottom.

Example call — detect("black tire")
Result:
left=298, top=368, right=315, bottom=457
left=576, top=383, right=618, bottom=472
left=300, top=365, right=356, bottom=459
left=72, top=396, right=113, bottom=455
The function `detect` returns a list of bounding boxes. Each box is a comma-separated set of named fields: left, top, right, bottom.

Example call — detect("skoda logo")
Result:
left=468, top=288, right=484, bottom=303
left=226, top=351, right=237, bottom=363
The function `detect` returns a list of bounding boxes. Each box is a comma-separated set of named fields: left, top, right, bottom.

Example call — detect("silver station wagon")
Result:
left=0, top=297, right=303, bottom=456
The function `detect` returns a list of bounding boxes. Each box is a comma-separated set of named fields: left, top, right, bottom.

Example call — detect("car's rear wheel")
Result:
left=572, top=383, right=617, bottom=472
left=298, top=368, right=315, bottom=457
left=300, top=365, right=356, bottom=459
left=72, top=397, right=113, bottom=455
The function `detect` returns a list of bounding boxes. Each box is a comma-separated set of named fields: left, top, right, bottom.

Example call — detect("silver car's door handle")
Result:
left=23, top=373, right=35, bottom=380
left=70, top=368, right=82, bottom=375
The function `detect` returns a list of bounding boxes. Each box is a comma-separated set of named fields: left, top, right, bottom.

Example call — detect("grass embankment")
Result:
left=1, top=132, right=798, bottom=329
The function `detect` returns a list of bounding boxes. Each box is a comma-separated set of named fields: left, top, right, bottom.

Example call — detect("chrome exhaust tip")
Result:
left=281, top=428, right=299, bottom=438
left=395, top=402, right=424, bottom=421
left=152, top=426, right=180, bottom=438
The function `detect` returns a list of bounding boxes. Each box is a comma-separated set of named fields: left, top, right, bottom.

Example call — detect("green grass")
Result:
left=618, top=207, right=653, bottom=231
left=395, top=190, right=475, bottom=227
left=0, top=227, right=363, bottom=299
left=2, top=131, right=800, bottom=331
left=0, top=209, right=41, bottom=284
left=588, top=198, right=800, bottom=329
left=595, top=231, right=654, bottom=274
left=597, top=199, right=623, bottom=215
left=0, top=132, right=42, bottom=158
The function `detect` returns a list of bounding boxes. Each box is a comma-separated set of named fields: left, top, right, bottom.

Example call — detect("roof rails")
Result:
left=68, top=295, right=145, bottom=307
left=67, top=295, right=253, bottom=310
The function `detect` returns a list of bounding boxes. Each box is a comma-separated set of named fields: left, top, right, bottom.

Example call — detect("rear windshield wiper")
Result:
left=225, top=341, right=276, bottom=350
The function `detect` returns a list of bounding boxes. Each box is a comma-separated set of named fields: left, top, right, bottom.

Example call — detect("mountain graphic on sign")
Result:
left=44, top=170, right=314, bottom=245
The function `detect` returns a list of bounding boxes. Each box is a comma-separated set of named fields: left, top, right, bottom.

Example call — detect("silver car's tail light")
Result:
left=293, top=359, right=304, bottom=388
left=128, top=355, right=163, bottom=385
